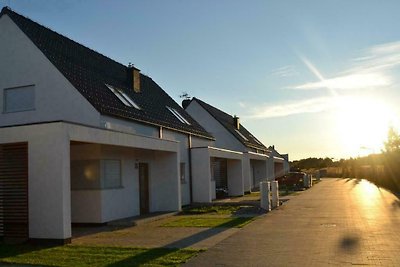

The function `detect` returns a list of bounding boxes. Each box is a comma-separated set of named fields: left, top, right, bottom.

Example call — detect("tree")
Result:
left=384, top=126, right=400, bottom=153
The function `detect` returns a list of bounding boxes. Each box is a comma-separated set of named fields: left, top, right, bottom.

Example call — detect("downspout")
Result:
left=188, top=134, right=193, bottom=204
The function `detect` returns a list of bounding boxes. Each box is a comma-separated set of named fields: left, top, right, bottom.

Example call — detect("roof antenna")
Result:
left=179, top=92, right=190, bottom=100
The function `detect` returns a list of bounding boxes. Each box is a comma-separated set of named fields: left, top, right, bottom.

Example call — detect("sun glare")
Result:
left=335, top=97, right=398, bottom=157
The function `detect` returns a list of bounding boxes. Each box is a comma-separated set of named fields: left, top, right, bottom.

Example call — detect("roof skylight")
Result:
left=166, top=106, right=191, bottom=125
left=106, top=84, right=140, bottom=110
left=234, top=129, right=249, bottom=141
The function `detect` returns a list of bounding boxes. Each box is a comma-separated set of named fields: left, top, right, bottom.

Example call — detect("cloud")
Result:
left=293, top=41, right=400, bottom=91
left=270, top=65, right=298, bottom=77
left=245, top=97, right=336, bottom=119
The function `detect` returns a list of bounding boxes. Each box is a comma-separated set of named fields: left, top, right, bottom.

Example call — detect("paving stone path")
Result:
left=185, top=178, right=400, bottom=266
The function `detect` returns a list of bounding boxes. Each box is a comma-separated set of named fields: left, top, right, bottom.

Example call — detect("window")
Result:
left=106, top=84, right=140, bottom=109
left=71, top=160, right=101, bottom=190
left=180, top=162, right=186, bottom=183
left=234, top=129, right=249, bottom=141
left=166, top=106, right=191, bottom=125
left=71, top=159, right=122, bottom=190
left=3, top=85, right=35, bottom=113
left=101, top=160, right=122, bottom=189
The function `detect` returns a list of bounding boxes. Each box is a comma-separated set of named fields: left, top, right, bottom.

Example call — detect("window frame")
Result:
left=234, top=129, right=249, bottom=141
left=106, top=84, right=141, bottom=110
left=166, top=106, right=191, bottom=125
left=3, top=85, right=35, bottom=113
left=101, top=159, right=123, bottom=189
left=180, top=162, right=186, bottom=184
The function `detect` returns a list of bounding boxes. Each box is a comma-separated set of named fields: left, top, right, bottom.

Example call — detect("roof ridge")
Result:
left=192, top=97, right=267, bottom=150
left=2, top=7, right=130, bottom=70
left=194, top=97, right=236, bottom=119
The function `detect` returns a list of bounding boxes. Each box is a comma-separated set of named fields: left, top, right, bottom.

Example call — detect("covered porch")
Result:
left=191, top=147, right=244, bottom=203
left=0, top=121, right=180, bottom=243
left=242, top=152, right=269, bottom=192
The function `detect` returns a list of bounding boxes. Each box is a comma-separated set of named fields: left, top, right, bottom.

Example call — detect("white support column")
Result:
left=227, top=159, right=244, bottom=197
left=151, top=151, right=181, bottom=212
left=28, top=127, right=71, bottom=241
left=271, top=181, right=279, bottom=208
left=260, top=181, right=271, bottom=211
left=242, top=154, right=251, bottom=192
left=191, top=149, right=212, bottom=203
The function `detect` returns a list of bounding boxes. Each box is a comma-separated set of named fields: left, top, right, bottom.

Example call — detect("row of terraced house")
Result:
left=0, top=7, right=289, bottom=243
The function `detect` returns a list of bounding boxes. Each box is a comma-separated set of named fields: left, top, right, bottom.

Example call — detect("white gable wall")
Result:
left=0, top=15, right=100, bottom=127
left=185, top=101, right=246, bottom=151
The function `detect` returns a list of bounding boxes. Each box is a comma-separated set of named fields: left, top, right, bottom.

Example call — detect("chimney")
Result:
left=182, top=99, right=191, bottom=109
left=127, top=63, right=141, bottom=93
left=233, top=115, right=240, bottom=130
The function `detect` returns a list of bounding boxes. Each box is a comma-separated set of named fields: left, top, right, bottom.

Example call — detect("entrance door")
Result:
left=0, top=143, right=29, bottom=243
left=138, top=163, right=149, bottom=215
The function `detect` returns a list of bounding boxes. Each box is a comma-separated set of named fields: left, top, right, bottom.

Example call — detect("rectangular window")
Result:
left=3, top=85, right=35, bottom=113
left=71, top=160, right=101, bottom=190
left=180, top=162, right=186, bottom=183
left=71, top=159, right=122, bottom=190
left=166, top=106, right=191, bottom=125
left=101, top=160, right=122, bottom=189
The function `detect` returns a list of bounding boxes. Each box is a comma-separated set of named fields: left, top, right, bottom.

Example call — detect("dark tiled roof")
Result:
left=0, top=7, right=213, bottom=139
left=190, top=98, right=267, bottom=150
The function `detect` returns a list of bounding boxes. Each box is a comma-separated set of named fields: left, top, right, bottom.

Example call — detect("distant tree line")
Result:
left=291, top=127, right=400, bottom=193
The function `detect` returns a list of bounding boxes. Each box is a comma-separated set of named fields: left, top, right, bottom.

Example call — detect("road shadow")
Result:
left=338, top=234, right=360, bottom=254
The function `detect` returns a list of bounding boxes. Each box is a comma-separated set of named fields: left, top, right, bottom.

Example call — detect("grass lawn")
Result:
left=0, top=244, right=200, bottom=267
left=162, top=216, right=254, bottom=228
left=181, top=205, right=242, bottom=215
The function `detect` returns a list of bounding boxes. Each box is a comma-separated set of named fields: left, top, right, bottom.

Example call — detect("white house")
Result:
left=0, top=7, right=214, bottom=244
left=183, top=98, right=289, bottom=200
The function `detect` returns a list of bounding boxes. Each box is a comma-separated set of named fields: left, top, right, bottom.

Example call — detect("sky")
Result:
left=2, top=0, right=400, bottom=160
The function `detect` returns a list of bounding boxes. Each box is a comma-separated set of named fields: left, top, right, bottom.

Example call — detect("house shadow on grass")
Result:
left=106, top=217, right=254, bottom=266
left=0, top=243, right=54, bottom=266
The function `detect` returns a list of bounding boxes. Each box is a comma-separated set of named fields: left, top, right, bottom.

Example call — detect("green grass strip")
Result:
left=0, top=244, right=201, bottom=267
left=163, top=216, right=254, bottom=228
left=181, top=205, right=242, bottom=215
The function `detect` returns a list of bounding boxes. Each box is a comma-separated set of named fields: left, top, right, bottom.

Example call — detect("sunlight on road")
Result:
left=354, top=179, right=381, bottom=221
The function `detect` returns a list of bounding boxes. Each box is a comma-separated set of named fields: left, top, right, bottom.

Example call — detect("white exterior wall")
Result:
left=0, top=15, right=100, bottom=127
left=0, top=123, right=71, bottom=240
left=191, top=135, right=215, bottom=147
left=70, top=141, right=181, bottom=223
left=100, top=115, right=159, bottom=138
left=186, top=101, right=245, bottom=152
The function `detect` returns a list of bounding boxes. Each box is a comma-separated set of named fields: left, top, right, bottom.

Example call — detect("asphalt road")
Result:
left=185, top=178, right=400, bottom=266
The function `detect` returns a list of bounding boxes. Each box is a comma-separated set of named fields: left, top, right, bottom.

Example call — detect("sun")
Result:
left=334, top=96, right=398, bottom=157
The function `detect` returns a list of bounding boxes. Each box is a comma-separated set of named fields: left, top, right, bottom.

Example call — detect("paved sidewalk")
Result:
left=185, top=178, right=400, bottom=266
